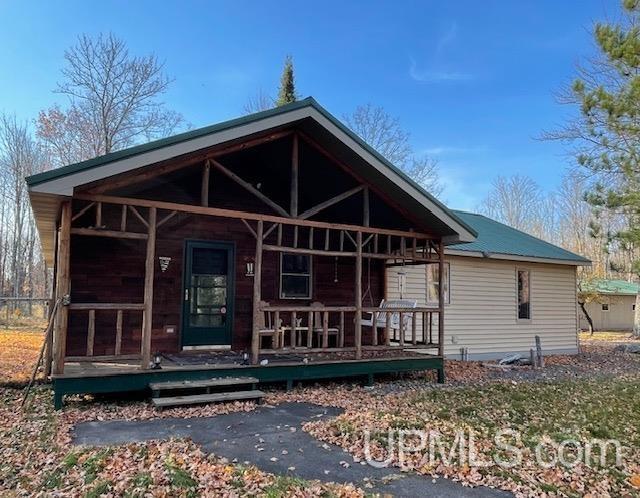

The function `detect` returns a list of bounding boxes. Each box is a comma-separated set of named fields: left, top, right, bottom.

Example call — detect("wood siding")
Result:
left=67, top=212, right=384, bottom=356
left=580, top=295, right=636, bottom=331
left=386, top=256, right=579, bottom=359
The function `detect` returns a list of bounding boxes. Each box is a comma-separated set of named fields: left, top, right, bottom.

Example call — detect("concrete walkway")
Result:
left=73, top=402, right=511, bottom=498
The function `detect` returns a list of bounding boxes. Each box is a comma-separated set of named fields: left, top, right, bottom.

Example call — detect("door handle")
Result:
left=184, top=288, right=189, bottom=301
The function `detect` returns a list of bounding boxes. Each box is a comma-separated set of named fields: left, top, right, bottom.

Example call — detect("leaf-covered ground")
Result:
left=2, top=328, right=640, bottom=496
left=0, top=387, right=364, bottom=497
left=0, top=327, right=44, bottom=386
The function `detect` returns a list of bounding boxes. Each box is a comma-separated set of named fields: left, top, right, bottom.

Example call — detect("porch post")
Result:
left=355, top=230, right=363, bottom=359
left=201, top=160, right=210, bottom=207
left=52, top=201, right=72, bottom=375
left=290, top=134, right=298, bottom=216
left=438, top=239, right=445, bottom=357
left=141, top=207, right=157, bottom=369
left=251, top=220, right=264, bottom=364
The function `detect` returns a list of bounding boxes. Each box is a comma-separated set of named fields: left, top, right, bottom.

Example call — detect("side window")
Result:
left=517, top=269, right=531, bottom=320
left=602, top=303, right=610, bottom=312
left=280, top=254, right=312, bottom=299
left=427, top=262, right=450, bottom=305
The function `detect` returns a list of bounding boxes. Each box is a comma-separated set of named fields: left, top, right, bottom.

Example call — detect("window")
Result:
left=633, top=304, right=636, bottom=311
left=427, top=262, right=450, bottom=305
left=517, top=269, right=531, bottom=320
left=280, top=254, right=312, bottom=299
left=602, top=303, right=610, bottom=312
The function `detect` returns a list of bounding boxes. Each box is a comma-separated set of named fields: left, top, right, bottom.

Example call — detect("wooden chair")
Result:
left=257, top=301, right=283, bottom=349
left=310, top=301, right=340, bottom=348
left=361, top=299, right=417, bottom=343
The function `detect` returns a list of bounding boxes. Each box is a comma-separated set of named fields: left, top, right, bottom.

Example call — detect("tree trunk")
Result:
left=633, top=293, right=640, bottom=338
left=578, top=301, right=594, bottom=335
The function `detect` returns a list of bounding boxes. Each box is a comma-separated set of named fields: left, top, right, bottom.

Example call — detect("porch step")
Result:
left=149, top=376, right=259, bottom=393
left=151, top=389, right=265, bottom=408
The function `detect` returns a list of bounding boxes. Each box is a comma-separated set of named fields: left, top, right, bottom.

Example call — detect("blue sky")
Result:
left=0, top=0, right=618, bottom=210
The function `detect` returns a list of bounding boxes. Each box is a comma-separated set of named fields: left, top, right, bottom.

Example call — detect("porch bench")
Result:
left=361, top=299, right=418, bottom=342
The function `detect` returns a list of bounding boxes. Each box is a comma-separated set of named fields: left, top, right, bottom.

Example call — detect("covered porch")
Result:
left=50, top=193, right=445, bottom=371
left=27, top=100, right=476, bottom=407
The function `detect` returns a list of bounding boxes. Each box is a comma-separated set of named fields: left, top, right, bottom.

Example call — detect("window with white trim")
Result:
left=517, top=269, right=531, bottom=320
left=279, top=254, right=312, bottom=299
left=426, top=262, right=450, bottom=305
left=602, top=303, right=609, bottom=312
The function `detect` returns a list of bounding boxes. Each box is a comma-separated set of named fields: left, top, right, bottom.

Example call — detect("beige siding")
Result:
left=386, top=256, right=579, bottom=359
left=580, top=295, right=636, bottom=331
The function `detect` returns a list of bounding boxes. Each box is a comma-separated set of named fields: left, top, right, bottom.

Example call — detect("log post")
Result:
left=438, top=239, right=445, bottom=356
left=355, top=231, right=363, bottom=359
left=363, top=187, right=370, bottom=227
left=251, top=220, right=264, bottom=364
left=372, top=310, right=378, bottom=346
left=412, top=311, right=417, bottom=345
left=141, top=207, right=157, bottom=369
left=290, top=134, right=298, bottom=216
left=201, top=160, right=211, bottom=207
left=291, top=311, right=297, bottom=348
left=322, top=311, right=329, bottom=348
left=115, top=310, right=123, bottom=356
left=52, top=201, right=72, bottom=375
left=86, top=310, right=95, bottom=356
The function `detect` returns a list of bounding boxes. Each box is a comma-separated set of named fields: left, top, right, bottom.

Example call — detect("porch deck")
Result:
left=51, top=349, right=444, bottom=409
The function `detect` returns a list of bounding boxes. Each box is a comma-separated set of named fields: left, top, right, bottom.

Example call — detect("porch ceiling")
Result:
left=27, top=98, right=477, bottom=266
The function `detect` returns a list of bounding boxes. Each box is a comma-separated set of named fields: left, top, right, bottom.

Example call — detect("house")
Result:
left=578, top=279, right=639, bottom=331
left=27, top=97, right=478, bottom=408
left=386, top=211, right=591, bottom=359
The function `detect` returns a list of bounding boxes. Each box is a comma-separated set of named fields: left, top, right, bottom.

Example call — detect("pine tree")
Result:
left=276, top=55, right=297, bottom=106
left=559, top=0, right=640, bottom=335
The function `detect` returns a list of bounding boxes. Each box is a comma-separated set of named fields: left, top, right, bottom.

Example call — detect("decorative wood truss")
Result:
left=52, top=130, right=446, bottom=373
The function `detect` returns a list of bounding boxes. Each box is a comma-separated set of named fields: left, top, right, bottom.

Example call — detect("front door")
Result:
left=182, top=241, right=234, bottom=347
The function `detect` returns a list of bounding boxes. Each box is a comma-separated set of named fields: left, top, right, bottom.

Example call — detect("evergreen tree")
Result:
left=276, top=55, right=297, bottom=106
left=555, top=0, right=640, bottom=334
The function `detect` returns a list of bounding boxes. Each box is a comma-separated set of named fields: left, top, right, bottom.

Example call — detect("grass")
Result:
left=315, top=375, right=640, bottom=496
left=579, top=330, right=638, bottom=342
left=263, top=475, right=310, bottom=498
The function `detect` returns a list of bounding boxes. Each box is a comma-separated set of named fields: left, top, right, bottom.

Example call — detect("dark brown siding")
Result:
left=66, top=212, right=384, bottom=356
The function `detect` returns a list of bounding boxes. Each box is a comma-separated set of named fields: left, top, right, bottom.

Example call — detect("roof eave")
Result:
left=446, top=248, right=592, bottom=266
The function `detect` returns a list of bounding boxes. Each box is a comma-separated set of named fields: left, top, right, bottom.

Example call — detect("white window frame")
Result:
left=279, top=253, right=312, bottom=299
left=602, top=303, right=610, bottom=312
left=516, top=268, right=532, bottom=321
left=426, top=262, right=450, bottom=306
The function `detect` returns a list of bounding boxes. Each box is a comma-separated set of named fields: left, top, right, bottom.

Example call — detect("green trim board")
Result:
left=51, top=356, right=444, bottom=409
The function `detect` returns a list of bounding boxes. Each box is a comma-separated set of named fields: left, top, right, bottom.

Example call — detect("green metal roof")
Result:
left=25, top=96, right=476, bottom=239
left=583, top=279, right=640, bottom=295
left=448, top=210, right=591, bottom=264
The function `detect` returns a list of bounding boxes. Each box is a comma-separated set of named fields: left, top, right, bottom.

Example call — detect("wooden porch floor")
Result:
left=56, top=348, right=439, bottom=379
left=51, top=350, right=444, bottom=409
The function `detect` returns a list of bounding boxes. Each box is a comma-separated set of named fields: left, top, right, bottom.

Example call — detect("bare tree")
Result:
left=37, top=33, right=183, bottom=166
left=345, top=104, right=442, bottom=196
left=243, top=89, right=274, bottom=115
left=478, top=175, right=550, bottom=236
left=0, top=115, right=47, bottom=308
